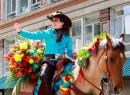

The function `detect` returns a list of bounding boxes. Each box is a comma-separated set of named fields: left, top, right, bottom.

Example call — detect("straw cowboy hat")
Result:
left=47, top=11, right=72, bottom=28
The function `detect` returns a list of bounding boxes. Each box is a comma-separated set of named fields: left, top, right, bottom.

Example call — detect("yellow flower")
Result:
left=14, top=54, right=22, bottom=62
left=9, top=65, right=14, bottom=68
left=29, top=59, right=34, bottom=64
left=60, top=85, right=69, bottom=92
left=37, top=49, right=41, bottom=54
left=20, top=43, right=28, bottom=50
left=93, top=38, right=97, bottom=43
left=20, top=54, right=24, bottom=58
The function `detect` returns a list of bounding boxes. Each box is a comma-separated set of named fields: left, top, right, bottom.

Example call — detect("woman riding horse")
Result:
left=14, top=11, right=76, bottom=95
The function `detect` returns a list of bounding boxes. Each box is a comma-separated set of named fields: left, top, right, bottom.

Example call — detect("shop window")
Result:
left=50, top=0, right=61, bottom=4
left=112, top=5, right=130, bottom=55
left=6, top=0, right=16, bottom=19
left=72, top=20, right=81, bottom=51
left=19, top=0, right=28, bottom=14
left=31, top=0, right=41, bottom=11
left=5, top=0, right=41, bottom=20
left=84, top=13, right=100, bottom=44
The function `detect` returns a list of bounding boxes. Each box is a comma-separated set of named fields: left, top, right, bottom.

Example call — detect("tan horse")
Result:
left=12, top=35, right=126, bottom=95
left=56, top=35, right=126, bottom=95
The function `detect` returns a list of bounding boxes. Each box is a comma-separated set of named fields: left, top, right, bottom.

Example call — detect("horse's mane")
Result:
left=99, top=37, right=125, bottom=51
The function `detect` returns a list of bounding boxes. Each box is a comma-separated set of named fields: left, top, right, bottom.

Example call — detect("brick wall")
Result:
left=100, top=8, right=110, bottom=33
left=100, top=8, right=110, bottom=22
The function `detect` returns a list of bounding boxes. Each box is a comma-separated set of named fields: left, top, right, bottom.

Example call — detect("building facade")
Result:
left=0, top=0, right=130, bottom=95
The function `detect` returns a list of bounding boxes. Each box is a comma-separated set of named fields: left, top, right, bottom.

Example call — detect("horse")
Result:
left=12, top=35, right=126, bottom=95
left=55, top=35, right=126, bottom=95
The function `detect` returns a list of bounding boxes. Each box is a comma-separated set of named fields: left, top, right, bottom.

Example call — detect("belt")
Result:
left=43, top=54, right=64, bottom=66
left=43, top=54, right=55, bottom=66
left=44, top=54, right=55, bottom=59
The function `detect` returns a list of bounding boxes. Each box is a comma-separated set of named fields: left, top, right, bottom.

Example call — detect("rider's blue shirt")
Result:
left=18, top=28, right=73, bottom=58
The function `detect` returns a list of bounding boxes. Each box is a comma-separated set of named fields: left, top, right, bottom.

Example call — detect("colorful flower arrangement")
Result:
left=78, top=33, right=110, bottom=67
left=4, top=39, right=45, bottom=90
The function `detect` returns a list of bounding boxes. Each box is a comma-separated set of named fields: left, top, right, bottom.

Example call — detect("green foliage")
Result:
left=85, top=91, right=95, bottom=95
left=5, top=73, right=19, bottom=93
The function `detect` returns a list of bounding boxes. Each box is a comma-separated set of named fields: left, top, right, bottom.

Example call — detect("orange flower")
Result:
left=16, top=71, right=22, bottom=78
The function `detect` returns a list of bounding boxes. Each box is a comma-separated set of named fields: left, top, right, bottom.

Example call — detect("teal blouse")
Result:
left=18, top=28, right=73, bottom=58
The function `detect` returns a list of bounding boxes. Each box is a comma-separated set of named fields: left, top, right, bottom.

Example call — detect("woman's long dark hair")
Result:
left=56, top=19, right=71, bottom=42
left=63, top=25, right=70, bottom=35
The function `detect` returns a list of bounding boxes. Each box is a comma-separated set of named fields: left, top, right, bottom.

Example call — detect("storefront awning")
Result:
left=102, top=58, right=130, bottom=78
left=123, top=58, right=130, bottom=76
left=0, top=77, right=15, bottom=90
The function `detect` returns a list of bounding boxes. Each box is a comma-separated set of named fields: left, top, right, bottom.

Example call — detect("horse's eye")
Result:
left=110, top=57, right=114, bottom=62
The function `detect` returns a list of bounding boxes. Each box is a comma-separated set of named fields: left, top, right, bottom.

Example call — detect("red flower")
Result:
left=7, top=51, right=13, bottom=58
left=14, top=62, right=18, bottom=67
left=34, top=44, right=39, bottom=49
left=31, top=74, right=36, bottom=79
left=88, top=48, right=92, bottom=52
left=65, top=76, right=71, bottom=81
left=18, top=63, right=23, bottom=68
left=96, top=42, right=100, bottom=45
left=37, top=59, right=41, bottom=64
left=33, top=56, right=39, bottom=60
left=22, top=68, right=28, bottom=74
left=4, top=55, right=8, bottom=61
left=23, top=61, right=27, bottom=66
left=16, top=71, right=22, bottom=78
left=22, top=56, right=30, bottom=62
left=28, top=67, right=32, bottom=74
left=97, top=38, right=100, bottom=41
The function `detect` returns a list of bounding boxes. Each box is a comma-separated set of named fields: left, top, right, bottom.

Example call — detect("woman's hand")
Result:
left=14, top=23, right=21, bottom=32
left=72, top=51, right=77, bottom=60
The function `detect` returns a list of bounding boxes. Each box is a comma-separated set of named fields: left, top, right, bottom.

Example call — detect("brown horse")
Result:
left=56, top=35, right=126, bottom=95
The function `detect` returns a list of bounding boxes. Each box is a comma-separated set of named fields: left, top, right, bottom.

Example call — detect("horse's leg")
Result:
left=38, top=62, right=56, bottom=95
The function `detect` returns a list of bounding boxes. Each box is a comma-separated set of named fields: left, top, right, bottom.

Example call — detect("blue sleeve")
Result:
left=18, top=29, right=50, bottom=40
left=66, top=36, right=74, bottom=58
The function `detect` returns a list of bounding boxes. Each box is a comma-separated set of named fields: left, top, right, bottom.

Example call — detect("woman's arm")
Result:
left=14, top=23, right=50, bottom=40
left=18, top=29, right=49, bottom=40
left=66, top=36, right=74, bottom=58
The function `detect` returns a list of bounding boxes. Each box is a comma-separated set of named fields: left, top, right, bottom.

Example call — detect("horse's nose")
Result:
left=113, top=86, right=119, bottom=94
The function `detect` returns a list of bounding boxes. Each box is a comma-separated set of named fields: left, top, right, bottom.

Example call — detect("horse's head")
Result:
left=98, top=35, right=126, bottom=94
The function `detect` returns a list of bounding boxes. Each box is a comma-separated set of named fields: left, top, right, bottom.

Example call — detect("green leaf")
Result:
left=85, top=91, right=95, bottom=95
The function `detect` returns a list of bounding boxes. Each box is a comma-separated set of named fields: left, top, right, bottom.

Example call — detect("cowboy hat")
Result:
left=47, top=11, right=72, bottom=28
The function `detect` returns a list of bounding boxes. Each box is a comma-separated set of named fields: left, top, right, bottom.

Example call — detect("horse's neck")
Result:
left=74, top=55, right=103, bottom=94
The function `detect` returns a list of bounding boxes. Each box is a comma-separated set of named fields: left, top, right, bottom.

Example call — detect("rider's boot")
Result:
left=38, top=62, right=56, bottom=95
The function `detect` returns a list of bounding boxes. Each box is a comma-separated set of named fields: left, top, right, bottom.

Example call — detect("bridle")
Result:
left=79, top=46, right=112, bottom=95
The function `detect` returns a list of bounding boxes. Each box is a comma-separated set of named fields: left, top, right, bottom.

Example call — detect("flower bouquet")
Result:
left=4, top=39, right=45, bottom=94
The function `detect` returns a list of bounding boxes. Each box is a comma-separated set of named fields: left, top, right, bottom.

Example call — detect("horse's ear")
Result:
left=106, top=35, right=112, bottom=48
left=119, top=34, right=124, bottom=42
